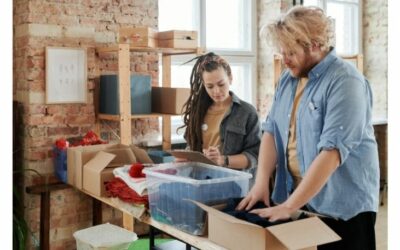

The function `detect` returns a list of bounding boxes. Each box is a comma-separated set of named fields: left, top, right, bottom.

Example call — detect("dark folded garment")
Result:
left=222, top=198, right=307, bottom=227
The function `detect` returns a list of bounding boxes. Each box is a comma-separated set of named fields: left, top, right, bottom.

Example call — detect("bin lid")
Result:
left=73, top=223, right=138, bottom=247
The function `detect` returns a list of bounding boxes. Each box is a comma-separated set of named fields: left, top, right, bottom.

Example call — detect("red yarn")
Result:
left=129, top=163, right=146, bottom=178
left=105, top=177, right=148, bottom=206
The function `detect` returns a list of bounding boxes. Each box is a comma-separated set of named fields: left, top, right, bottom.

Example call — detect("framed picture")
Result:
left=46, top=47, right=87, bottom=104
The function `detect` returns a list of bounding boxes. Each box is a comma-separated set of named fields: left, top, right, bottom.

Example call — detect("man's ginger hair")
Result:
left=264, top=6, right=334, bottom=52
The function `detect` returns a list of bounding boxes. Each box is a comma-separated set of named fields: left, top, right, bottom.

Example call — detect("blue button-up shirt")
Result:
left=262, top=49, right=380, bottom=220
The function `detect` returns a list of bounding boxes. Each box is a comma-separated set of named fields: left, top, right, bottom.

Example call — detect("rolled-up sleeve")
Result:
left=317, top=76, right=370, bottom=164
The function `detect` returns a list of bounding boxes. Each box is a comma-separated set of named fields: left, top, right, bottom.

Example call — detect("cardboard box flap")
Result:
left=105, top=148, right=136, bottom=166
left=190, top=200, right=264, bottom=228
left=84, top=151, right=116, bottom=173
left=266, top=217, right=341, bottom=249
left=130, top=145, right=154, bottom=164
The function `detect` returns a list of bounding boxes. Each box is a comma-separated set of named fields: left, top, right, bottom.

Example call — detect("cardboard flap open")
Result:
left=190, top=200, right=264, bottom=228
left=130, top=145, right=154, bottom=164
left=266, top=217, right=341, bottom=249
left=84, top=151, right=116, bottom=173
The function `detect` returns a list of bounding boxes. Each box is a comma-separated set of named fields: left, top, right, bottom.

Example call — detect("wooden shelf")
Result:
left=96, top=46, right=203, bottom=56
left=95, top=44, right=202, bottom=148
left=98, top=113, right=170, bottom=121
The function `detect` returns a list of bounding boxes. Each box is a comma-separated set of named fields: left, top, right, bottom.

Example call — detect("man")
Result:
left=237, top=6, right=379, bottom=250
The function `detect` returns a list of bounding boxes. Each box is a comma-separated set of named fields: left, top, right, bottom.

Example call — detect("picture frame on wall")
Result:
left=45, top=47, right=87, bottom=104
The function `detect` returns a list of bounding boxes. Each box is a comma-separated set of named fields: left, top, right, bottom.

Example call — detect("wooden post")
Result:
left=162, top=54, right=172, bottom=150
left=118, top=44, right=132, bottom=145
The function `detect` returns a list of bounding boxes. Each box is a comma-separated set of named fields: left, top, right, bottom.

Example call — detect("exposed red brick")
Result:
left=47, top=126, right=80, bottom=136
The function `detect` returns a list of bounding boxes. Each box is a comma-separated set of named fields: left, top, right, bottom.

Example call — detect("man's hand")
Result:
left=250, top=203, right=294, bottom=222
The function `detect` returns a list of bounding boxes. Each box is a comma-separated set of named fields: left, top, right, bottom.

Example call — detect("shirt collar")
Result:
left=307, top=47, right=338, bottom=79
left=230, top=91, right=241, bottom=105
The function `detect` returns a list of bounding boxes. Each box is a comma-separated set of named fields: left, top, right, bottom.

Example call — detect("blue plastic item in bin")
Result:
left=147, top=150, right=175, bottom=164
left=53, top=147, right=67, bottom=183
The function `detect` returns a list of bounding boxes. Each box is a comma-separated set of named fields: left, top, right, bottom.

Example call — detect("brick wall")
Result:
left=13, top=0, right=158, bottom=249
left=363, top=0, right=388, bottom=119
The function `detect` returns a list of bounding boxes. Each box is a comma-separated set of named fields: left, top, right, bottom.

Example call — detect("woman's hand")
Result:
left=203, top=146, right=224, bottom=166
left=236, top=183, right=270, bottom=211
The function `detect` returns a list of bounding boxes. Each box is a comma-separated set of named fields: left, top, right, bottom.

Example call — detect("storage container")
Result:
left=157, top=30, right=198, bottom=49
left=73, top=223, right=138, bottom=250
left=99, top=75, right=151, bottom=115
left=119, top=26, right=158, bottom=47
left=151, top=87, right=189, bottom=115
left=143, top=162, right=252, bottom=235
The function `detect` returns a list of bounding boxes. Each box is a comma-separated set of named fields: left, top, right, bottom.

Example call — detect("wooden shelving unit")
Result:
left=95, top=44, right=203, bottom=149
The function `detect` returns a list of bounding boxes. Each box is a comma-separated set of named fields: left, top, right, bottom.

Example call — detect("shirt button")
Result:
left=285, top=131, right=288, bottom=135
left=340, top=126, right=343, bottom=130
left=288, top=114, right=290, bottom=117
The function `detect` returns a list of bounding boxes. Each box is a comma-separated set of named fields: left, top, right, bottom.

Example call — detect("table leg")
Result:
left=40, top=191, right=50, bottom=250
left=92, top=198, right=102, bottom=225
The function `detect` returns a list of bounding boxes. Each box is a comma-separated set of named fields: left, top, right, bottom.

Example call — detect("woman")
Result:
left=179, top=52, right=261, bottom=180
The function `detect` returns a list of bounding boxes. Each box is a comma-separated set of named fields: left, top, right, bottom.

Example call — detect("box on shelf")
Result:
left=67, top=143, right=153, bottom=196
left=147, top=150, right=175, bottom=164
left=99, top=74, right=152, bottom=115
left=192, top=200, right=341, bottom=250
left=158, top=30, right=198, bottom=49
left=143, top=162, right=252, bottom=235
left=73, top=223, right=138, bottom=250
left=119, top=26, right=158, bottom=47
left=151, top=86, right=190, bottom=115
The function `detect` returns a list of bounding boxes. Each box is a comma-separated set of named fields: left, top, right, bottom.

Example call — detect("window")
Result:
left=159, top=0, right=257, bottom=143
left=303, top=0, right=361, bottom=55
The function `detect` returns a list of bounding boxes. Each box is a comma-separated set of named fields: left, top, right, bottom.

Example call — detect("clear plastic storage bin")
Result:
left=73, top=223, right=138, bottom=250
left=143, top=162, right=252, bottom=235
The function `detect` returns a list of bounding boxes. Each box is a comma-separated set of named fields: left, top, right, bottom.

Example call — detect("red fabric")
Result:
left=55, top=138, right=69, bottom=150
left=129, top=163, right=146, bottom=178
left=105, top=177, right=148, bottom=206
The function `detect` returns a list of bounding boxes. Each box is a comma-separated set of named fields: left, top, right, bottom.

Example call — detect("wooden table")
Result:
left=82, top=190, right=226, bottom=250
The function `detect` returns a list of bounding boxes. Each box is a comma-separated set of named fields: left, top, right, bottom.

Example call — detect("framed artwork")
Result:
left=46, top=47, right=87, bottom=104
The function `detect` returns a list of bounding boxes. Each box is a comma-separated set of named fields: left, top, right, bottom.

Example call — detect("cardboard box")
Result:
left=151, top=86, right=190, bottom=114
left=83, top=148, right=137, bottom=196
left=192, top=201, right=341, bottom=250
left=67, top=144, right=153, bottom=193
left=119, top=26, right=158, bottom=47
left=158, top=30, right=198, bottom=48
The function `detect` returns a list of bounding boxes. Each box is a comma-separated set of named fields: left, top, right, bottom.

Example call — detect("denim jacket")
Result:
left=262, top=48, right=379, bottom=220
left=220, top=92, right=261, bottom=181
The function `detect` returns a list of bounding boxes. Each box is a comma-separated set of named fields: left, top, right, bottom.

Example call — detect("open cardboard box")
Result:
left=67, top=143, right=153, bottom=196
left=191, top=200, right=341, bottom=250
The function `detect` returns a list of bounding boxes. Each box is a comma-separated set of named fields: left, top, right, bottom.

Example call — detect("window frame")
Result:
left=302, top=0, right=362, bottom=55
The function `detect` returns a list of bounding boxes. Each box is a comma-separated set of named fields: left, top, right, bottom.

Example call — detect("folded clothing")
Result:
left=113, top=165, right=147, bottom=196
left=222, top=198, right=308, bottom=227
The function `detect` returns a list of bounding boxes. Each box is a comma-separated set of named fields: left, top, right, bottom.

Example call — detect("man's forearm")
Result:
left=284, top=149, right=341, bottom=211
left=255, top=133, right=278, bottom=188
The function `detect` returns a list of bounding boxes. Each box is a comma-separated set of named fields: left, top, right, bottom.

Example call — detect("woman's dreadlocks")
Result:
left=178, top=52, right=232, bottom=152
